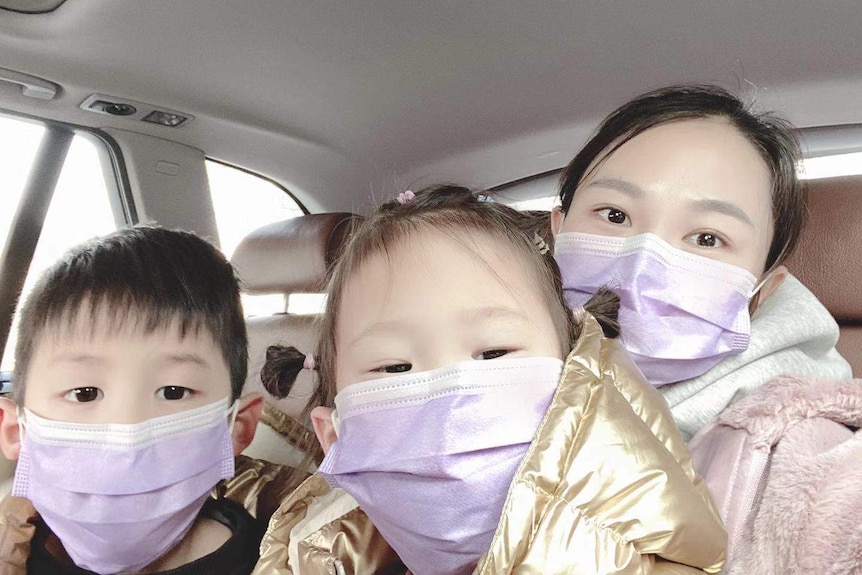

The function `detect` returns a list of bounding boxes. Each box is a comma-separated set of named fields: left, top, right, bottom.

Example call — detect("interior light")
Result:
left=142, top=110, right=190, bottom=127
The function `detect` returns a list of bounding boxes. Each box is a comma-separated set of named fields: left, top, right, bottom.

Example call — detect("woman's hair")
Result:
left=263, top=185, right=619, bottom=474
left=558, top=84, right=806, bottom=270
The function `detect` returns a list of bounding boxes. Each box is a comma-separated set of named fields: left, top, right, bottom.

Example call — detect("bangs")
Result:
left=39, top=291, right=214, bottom=345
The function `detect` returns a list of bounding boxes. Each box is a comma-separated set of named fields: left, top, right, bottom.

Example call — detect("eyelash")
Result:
left=687, top=230, right=728, bottom=249
left=371, top=349, right=512, bottom=374
left=156, top=386, right=195, bottom=400
left=373, top=363, right=412, bottom=374
left=64, top=387, right=102, bottom=403
left=594, top=206, right=630, bottom=226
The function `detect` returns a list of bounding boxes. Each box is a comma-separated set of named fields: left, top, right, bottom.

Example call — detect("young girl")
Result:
left=254, top=186, right=725, bottom=574
left=551, top=84, right=852, bottom=440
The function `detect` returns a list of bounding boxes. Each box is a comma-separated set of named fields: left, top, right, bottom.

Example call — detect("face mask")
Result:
left=319, top=357, right=563, bottom=575
left=13, top=397, right=237, bottom=575
left=554, top=232, right=762, bottom=386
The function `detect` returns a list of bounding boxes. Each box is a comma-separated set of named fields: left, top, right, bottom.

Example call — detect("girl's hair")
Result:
left=559, top=84, right=805, bottom=270
left=263, top=185, right=619, bottom=475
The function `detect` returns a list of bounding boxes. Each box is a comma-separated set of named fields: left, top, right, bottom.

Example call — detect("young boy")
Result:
left=0, top=226, right=269, bottom=575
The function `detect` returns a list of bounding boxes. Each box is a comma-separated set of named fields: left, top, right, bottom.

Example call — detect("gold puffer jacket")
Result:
left=249, top=315, right=727, bottom=574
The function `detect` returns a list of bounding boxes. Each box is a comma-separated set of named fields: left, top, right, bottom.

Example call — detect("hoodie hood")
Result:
left=661, top=274, right=852, bottom=441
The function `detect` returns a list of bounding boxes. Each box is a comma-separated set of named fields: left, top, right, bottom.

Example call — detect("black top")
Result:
left=27, top=498, right=265, bottom=575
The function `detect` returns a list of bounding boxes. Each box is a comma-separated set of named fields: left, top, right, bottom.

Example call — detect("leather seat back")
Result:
left=785, top=175, right=862, bottom=375
left=232, top=213, right=360, bottom=466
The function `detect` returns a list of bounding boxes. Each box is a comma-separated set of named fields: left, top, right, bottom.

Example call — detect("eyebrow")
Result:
left=461, top=305, right=532, bottom=326
left=691, top=198, right=754, bottom=228
left=587, top=177, right=754, bottom=228
left=52, top=354, right=106, bottom=366
left=160, top=353, right=209, bottom=367
left=348, top=306, right=531, bottom=347
left=585, top=178, right=645, bottom=198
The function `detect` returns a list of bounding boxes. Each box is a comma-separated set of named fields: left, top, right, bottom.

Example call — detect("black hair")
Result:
left=559, top=84, right=805, bottom=270
left=13, top=225, right=248, bottom=402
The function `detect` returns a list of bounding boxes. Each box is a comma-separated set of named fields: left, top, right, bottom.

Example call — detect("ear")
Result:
left=551, top=208, right=565, bottom=236
left=231, top=392, right=263, bottom=456
left=750, top=265, right=789, bottom=314
left=0, top=398, right=21, bottom=460
left=310, top=406, right=338, bottom=455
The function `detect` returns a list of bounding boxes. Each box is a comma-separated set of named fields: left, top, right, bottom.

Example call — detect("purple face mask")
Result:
left=554, top=232, right=760, bottom=386
left=13, top=398, right=236, bottom=575
left=319, top=357, right=563, bottom=575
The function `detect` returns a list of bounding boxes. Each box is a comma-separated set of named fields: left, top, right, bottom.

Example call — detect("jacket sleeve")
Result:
left=220, top=455, right=309, bottom=523
left=0, top=496, right=37, bottom=575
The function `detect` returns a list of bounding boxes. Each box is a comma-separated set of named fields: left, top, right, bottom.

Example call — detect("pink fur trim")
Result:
left=717, top=376, right=862, bottom=445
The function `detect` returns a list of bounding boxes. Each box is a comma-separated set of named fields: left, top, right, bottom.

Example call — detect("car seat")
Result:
left=231, top=213, right=360, bottom=468
left=785, top=175, right=862, bottom=375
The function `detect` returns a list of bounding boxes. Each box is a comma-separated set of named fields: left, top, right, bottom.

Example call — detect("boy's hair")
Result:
left=262, top=185, right=619, bottom=474
left=13, top=225, right=248, bottom=402
left=558, top=84, right=806, bottom=270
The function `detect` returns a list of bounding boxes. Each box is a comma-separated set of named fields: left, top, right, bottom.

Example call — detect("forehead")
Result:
left=589, top=118, right=773, bottom=212
left=337, top=228, right=545, bottom=338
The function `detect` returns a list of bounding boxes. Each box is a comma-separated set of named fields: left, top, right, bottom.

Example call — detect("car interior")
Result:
left=2, top=2, right=862, bottom=487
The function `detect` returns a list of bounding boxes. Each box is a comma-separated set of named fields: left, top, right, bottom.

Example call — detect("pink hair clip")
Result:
left=303, top=354, right=316, bottom=371
left=396, top=190, right=415, bottom=205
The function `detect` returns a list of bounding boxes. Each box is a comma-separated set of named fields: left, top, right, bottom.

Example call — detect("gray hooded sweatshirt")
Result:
left=660, top=274, right=852, bottom=441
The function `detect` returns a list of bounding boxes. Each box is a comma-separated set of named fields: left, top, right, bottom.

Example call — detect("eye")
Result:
left=64, top=387, right=103, bottom=403
left=687, top=232, right=725, bottom=249
left=373, top=363, right=412, bottom=374
left=596, top=207, right=630, bottom=226
left=477, top=349, right=509, bottom=360
left=156, top=386, right=194, bottom=400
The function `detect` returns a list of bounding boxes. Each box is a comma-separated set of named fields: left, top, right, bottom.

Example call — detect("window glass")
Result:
left=1, top=134, right=119, bottom=372
left=799, top=152, right=862, bottom=180
left=207, top=161, right=304, bottom=260
left=505, top=196, right=559, bottom=211
left=0, top=115, right=46, bottom=256
left=207, top=160, right=305, bottom=317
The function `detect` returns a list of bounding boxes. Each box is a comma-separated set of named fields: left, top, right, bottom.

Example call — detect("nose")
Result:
left=108, top=396, right=150, bottom=424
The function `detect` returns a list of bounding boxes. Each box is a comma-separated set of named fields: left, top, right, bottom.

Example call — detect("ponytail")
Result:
left=580, top=287, right=621, bottom=339
left=260, top=345, right=315, bottom=399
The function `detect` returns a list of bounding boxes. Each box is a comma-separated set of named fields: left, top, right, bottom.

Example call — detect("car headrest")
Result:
left=231, top=213, right=361, bottom=294
left=785, top=175, right=862, bottom=321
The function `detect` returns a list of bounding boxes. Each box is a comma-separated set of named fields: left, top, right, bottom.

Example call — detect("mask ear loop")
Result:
left=331, top=409, right=342, bottom=437
left=227, top=401, right=240, bottom=433
left=15, top=406, right=25, bottom=441
left=748, top=265, right=780, bottom=314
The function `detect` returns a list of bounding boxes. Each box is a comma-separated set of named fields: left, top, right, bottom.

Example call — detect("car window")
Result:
left=1, top=131, right=120, bottom=373
left=207, top=160, right=306, bottom=317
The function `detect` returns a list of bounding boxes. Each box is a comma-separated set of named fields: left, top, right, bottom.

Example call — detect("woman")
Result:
left=551, top=84, right=851, bottom=439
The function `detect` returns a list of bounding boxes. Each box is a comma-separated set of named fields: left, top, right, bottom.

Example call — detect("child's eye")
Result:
left=477, top=349, right=509, bottom=360
left=64, top=387, right=103, bottom=403
left=596, top=207, right=630, bottom=226
left=686, top=231, right=725, bottom=249
left=373, top=363, right=413, bottom=374
left=156, top=386, right=194, bottom=400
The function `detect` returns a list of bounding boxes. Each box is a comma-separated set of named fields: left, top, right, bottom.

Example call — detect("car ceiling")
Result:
left=1, top=1, right=862, bottom=212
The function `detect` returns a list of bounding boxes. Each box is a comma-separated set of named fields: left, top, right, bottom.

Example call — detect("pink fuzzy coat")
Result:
left=688, top=375, right=862, bottom=574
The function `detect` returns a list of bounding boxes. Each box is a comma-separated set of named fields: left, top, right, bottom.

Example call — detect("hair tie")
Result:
left=533, top=232, right=550, bottom=255
left=396, top=190, right=415, bottom=205
left=303, top=354, right=316, bottom=371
